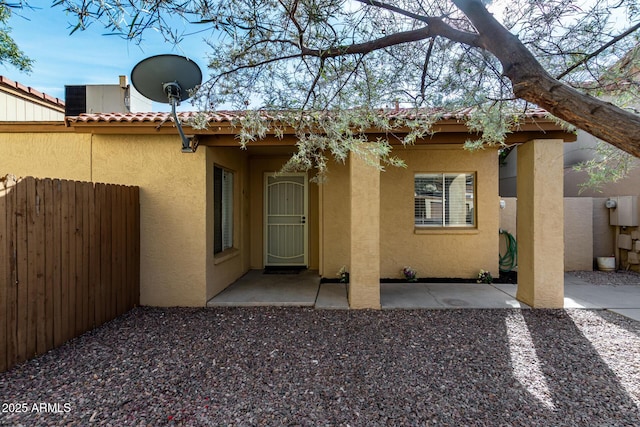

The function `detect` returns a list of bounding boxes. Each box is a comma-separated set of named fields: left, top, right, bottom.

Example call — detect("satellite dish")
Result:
left=131, top=54, right=203, bottom=153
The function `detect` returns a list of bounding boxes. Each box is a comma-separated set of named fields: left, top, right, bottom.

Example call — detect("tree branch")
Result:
left=420, top=38, right=436, bottom=98
left=354, top=0, right=440, bottom=24
left=555, top=22, right=640, bottom=80
left=452, top=0, right=640, bottom=158
left=301, top=24, right=479, bottom=58
left=355, top=0, right=481, bottom=47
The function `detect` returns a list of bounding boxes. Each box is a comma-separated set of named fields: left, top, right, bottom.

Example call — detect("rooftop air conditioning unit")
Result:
left=64, top=76, right=151, bottom=115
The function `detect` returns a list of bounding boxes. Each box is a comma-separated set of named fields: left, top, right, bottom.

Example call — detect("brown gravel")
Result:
left=2, top=307, right=640, bottom=426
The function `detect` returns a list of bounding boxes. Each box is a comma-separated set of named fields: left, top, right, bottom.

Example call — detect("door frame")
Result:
left=263, top=172, right=309, bottom=267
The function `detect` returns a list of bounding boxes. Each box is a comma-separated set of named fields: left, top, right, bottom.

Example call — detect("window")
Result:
left=414, top=173, right=475, bottom=227
left=214, top=166, right=234, bottom=254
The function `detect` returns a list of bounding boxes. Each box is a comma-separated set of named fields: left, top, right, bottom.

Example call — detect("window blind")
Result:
left=415, top=173, right=475, bottom=227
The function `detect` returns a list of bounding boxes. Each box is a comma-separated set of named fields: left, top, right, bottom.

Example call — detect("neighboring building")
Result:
left=0, top=75, right=152, bottom=121
left=0, top=76, right=65, bottom=121
left=64, top=75, right=151, bottom=115
left=500, top=131, right=640, bottom=198
left=0, top=109, right=575, bottom=309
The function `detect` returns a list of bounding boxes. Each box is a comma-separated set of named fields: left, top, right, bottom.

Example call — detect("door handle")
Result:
left=301, top=216, right=306, bottom=224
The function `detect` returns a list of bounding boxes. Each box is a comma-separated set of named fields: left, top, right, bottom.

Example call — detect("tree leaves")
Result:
left=0, top=3, right=33, bottom=72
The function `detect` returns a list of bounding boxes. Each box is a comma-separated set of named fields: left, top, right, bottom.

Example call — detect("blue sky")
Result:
left=4, top=4, right=212, bottom=111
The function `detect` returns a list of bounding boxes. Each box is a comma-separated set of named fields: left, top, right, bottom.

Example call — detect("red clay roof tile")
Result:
left=64, top=108, right=550, bottom=125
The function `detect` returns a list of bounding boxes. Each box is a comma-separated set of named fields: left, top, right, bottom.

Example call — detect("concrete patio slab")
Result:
left=564, top=284, right=640, bottom=309
left=380, top=283, right=440, bottom=309
left=207, top=270, right=640, bottom=322
left=381, top=282, right=527, bottom=309
left=207, top=269, right=321, bottom=307
left=315, top=283, right=349, bottom=309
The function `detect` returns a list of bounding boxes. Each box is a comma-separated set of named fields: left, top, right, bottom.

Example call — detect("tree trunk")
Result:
left=453, top=0, right=640, bottom=158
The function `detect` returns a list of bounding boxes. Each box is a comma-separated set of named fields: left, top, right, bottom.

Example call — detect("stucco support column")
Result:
left=349, top=150, right=381, bottom=309
left=516, top=139, right=564, bottom=308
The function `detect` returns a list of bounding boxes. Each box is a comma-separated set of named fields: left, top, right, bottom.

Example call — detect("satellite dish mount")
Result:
left=131, top=55, right=203, bottom=153
left=162, top=81, right=193, bottom=152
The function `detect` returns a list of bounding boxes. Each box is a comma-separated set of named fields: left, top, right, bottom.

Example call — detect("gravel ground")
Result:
left=570, top=270, right=640, bottom=286
left=2, top=306, right=640, bottom=426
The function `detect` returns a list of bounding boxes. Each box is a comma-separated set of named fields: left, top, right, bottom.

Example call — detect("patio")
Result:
left=208, top=270, right=640, bottom=321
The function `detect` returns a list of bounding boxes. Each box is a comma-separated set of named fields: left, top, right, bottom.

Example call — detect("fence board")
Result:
left=60, top=181, right=70, bottom=344
left=112, top=186, right=120, bottom=316
left=133, top=187, right=140, bottom=304
left=126, top=188, right=135, bottom=310
left=87, top=183, right=96, bottom=329
left=16, top=177, right=29, bottom=364
left=0, top=178, right=8, bottom=372
left=103, top=186, right=114, bottom=322
left=67, top=181, right=76, bottom=341
left=34, top=179, right=46, bottom=356
left=52, top=180, right=63, bottom=347
left=95, top=184, right=105, bottom=326
left=43, top=179, right=54, bottom=350
left=82, top=183, right=91, bottom=332
left=116, top=186, right=126, bottom=316
left=5, top=178, right=17, bottom=369
left=74, top=182, right=83, bottom=336
left=25, top=178, right=38, bottom=360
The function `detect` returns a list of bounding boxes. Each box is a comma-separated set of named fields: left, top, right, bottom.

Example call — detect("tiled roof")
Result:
left=64, top=107, right=551, bottom=125
left=0, top=76, right=65, bottom=110
left=65, top=111, right=238, bottom=124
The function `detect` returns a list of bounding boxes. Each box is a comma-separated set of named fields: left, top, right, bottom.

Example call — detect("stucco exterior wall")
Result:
left=564, top=198, right=594, bottom=271
left=516, top=139, right=565, bottom=308
left=349, top=150, right=381, bottom=308
left=91, top=135, right=208, bottom=306
left=319, top=159, right=351, bottom=278
left=0, top=133, right=91, bottom=181
left=500, top=197, right=595, bottom=271
left=207, top=147, right=251, bottom=300
left=380, top=145, right=500, bottom=279
left=320, top=145, right=500, bottom=280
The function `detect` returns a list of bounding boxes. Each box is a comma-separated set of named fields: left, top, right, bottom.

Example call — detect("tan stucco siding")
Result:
left=0, top=133, right=91, bottom=181
left=349, top=151, right=381, bottom=308
left=380, top=145, right=500, bottom=279
left=319, top=159, right=351, bottom=278
left=91, top=135, right=208, bottom=306
left=501, top=197, right=594, bottom=272
left=319, top=146, right=499, bottom=281
left=207, top=147, right=251, bottom=300
left=516, top=139, right=565, bottom=307
left=564, top=198, right=594, bottom=271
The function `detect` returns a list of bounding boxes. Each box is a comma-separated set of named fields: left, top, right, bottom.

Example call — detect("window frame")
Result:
left=414, top=172, right=476, bottom=229
left=214, top=165, right=234, bottom=255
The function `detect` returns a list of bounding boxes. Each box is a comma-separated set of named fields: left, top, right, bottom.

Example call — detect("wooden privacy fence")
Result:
left=0, top=176, right=140, bottom=373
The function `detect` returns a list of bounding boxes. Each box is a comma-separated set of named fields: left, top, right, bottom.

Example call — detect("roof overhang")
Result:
left=0, top=108, right=577, bottom=144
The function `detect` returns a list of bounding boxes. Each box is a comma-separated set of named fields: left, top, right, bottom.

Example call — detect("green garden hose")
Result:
left=499, top=229, right=517, bottom=272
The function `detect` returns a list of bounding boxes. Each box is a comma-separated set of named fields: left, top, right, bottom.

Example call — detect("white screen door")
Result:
left=264, top=173, right=308, bottom=266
